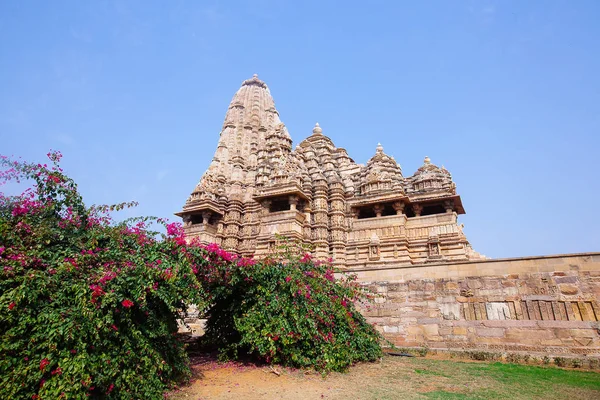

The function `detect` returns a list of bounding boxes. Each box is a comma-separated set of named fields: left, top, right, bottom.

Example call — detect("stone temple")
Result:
left=177, top=74, right=483, bottom=268
left=178, top=75, right=600, bottom=360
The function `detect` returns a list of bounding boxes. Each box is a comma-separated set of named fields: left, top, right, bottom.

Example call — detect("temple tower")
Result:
left=178, top=75, right=483, bottom=266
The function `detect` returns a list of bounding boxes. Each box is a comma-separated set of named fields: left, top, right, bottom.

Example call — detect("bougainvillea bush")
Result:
left=1, top=152, right=384, bottom=399
left=0, top=152, right=207, bottom=399
left=199, top=240, right=384, bottom=372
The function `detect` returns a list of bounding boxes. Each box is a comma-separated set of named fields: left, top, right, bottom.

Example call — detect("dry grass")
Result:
left=168, top=354, right=600, bottom=400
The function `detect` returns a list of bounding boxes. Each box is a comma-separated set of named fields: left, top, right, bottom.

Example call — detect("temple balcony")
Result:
left=185, top=223, right=218, bottom=235
left=259, top=209, right=306, bottom=238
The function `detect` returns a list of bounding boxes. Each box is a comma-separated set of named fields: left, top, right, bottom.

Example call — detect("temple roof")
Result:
left=405, top=156, right=456, bottom=200
left=181, top=75, right=463, bottom=217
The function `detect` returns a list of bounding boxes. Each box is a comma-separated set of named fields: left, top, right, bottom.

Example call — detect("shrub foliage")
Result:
left=0, top=152, right=383, bottom=398
left=199, top=240, right=383, bottom=372
left=0, top=153, right=206, bottom=399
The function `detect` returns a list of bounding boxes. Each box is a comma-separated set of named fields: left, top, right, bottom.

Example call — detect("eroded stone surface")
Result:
left=360, top=259, right=600, bottom=356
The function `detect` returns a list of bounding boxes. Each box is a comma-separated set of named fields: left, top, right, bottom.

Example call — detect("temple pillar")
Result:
left=329, top=182, right=347, bottom=267
left=413, top=204, right=423, bottom=217
left=312, top=178, right=329, bottom=260
left=260, top=199, right=272, bottom=216
left=444, top=200, right=454, bottom=214
left=201, top=211, right=212, bottom=226
left=289, top=195, right=299, bottom=211
left=393, top=201, right=405, bottom=215
left=373, top=204, right=384, bottom=218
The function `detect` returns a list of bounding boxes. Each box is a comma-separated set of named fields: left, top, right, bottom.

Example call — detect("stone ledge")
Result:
left=348, top=252, right=600, bottom=274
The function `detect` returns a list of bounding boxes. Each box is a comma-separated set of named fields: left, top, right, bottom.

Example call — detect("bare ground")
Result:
left=168, top=354, right=600, bottom=400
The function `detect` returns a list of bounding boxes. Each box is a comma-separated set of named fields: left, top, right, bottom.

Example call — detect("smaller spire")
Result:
left=424, top=156, right=431, bottom=164
left=376, top=143, right=384, bottom=153
left=312, top=122, right=323, bottom=135
left=242, top=74, right=267, bottom=88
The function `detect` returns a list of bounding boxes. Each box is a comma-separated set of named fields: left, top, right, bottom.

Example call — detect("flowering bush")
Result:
left=1, top=151, right=384, bottom=400
left=0, top=153, right=206, bottom=399
left=198, top=239, right=383, bottom=372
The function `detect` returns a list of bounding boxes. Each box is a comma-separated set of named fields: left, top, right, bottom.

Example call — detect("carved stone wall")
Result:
left=353, top=253, right=600, bottom=357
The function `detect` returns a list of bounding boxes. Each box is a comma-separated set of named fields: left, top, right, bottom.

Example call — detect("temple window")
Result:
left=269, top=198, right=290, bottom=212
left=381, top=203, right=396, bottom=216
left=355, top=202, right=398, bottom=219
left=357, top=207, right=376, bottom=219
left=190, top=214, right=204, bottom=225
left=421, top=204, right=446, bottom=216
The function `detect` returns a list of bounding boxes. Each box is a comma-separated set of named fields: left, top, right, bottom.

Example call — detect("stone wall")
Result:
left=352, top=253, right=600, bottom=357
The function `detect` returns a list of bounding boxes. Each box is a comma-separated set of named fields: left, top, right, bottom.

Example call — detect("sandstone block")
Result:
left=476, top=327, right=505, bottom=337
left=417, top=317, right=440, bottom=325
left=453, top=326, right=468, bottom=335
left=556, top=276, right=578, bottom=284
left=505, top=329, right=555, bottom=342
left=467, top=279, right=483, bottom=289
left=438, top=327, right=453, bottom=336
left=559, top=284, right=579, bottom=295
left=422, top=324, right=439, bottom=337
left=406, top=326, right=423, bottom=336
left=482, top=320, right=537, bottom=328
left=536, top=320, right=591, bottom=329
left=568, top=328, right=598, bottom=338
left=383, top=326, right=399, bottom=333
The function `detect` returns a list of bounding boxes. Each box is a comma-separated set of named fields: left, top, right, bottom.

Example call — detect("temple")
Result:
left=177, top=75, right=484, bottom=268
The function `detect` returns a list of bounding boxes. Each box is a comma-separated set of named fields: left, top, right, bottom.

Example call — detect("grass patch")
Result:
left=466, top=361, right=600, bottom=391
left=423, top=390, right=500, bottom=400
left=414, top=368, right=449, bottom=377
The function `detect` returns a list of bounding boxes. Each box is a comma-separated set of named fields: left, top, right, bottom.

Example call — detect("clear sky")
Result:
left=1, top=1, right=599, bottom=259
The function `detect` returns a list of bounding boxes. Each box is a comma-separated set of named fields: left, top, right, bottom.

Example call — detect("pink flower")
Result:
left=107, top=383, right=115, bottom=394
left=8, top=302, right=15, bottom=310
left=47, top=150, right=63, bottom=162
left=285, top=276, right=291, bottom=282
left=39, top=358, right=50, bottom=371
left=47, top=175, right=61, bottom=184
left=111, top=324, right=118, bottom=331
left=324, top=269, right=335, bottom=282
left=121, top=299, right=134, bottom=308
left=99, top=271, right=117, bottom=285
left=89, top=285, right=104, bottom=303
left=300, top=253, right=312, bottom=263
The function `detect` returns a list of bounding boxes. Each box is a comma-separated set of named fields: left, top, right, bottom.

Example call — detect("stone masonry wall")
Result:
left=352, top=253, right=600, bottom=357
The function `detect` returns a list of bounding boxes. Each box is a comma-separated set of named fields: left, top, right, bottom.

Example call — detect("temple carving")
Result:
left=177, top=75, right=483, bottom=267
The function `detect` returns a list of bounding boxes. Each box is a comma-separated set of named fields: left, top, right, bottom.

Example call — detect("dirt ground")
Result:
left=168, top=354, right=600, bottom=400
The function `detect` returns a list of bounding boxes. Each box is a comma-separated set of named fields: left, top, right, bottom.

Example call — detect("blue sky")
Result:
left=1, top=1, right=599, bottom=258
